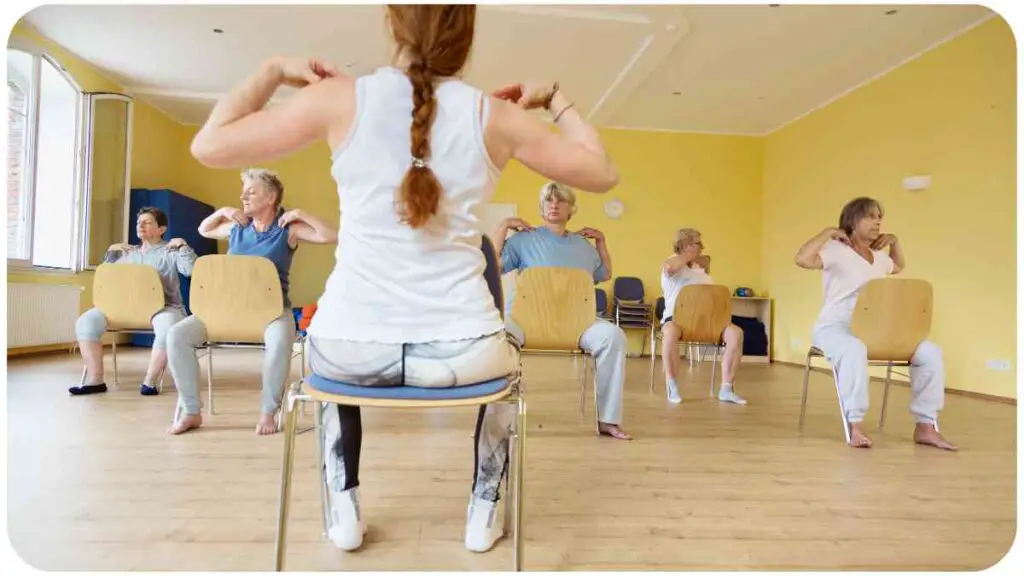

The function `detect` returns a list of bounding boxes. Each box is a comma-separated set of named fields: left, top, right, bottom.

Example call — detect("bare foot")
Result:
left=848, top=423, right=872, bottom=448
left=914, top=423, right=958, bottom=451
left=167, top=413, right=203, bottom=435
left=256, top=413, right=280, bottom=435
left=598, top=422, right=632, bottom=441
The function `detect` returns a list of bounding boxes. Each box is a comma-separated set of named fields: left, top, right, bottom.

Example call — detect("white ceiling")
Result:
left=21, top=4, right=994, bottom=135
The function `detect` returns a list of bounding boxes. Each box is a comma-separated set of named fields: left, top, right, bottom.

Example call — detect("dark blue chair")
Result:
left=612, top=276, right=654, bottom=356
left=274, top=235, right=526, bottom=571
left=596, top=288, right=609, bottom=318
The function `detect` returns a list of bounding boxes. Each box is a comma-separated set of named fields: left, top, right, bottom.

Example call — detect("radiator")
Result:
left=7, top=283, right=83, bottom=348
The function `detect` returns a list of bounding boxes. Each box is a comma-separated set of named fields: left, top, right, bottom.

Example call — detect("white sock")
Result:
left=666, top=378, right=682, bottom=403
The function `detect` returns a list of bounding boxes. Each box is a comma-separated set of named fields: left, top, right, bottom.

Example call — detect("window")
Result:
left=7, top=49, right=34, bottom=261
left=6, top=44, right=131, bottom=273
left=81, top=95, right=132, bottom=269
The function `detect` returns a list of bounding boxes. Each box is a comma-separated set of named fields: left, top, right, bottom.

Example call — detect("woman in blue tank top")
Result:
left=165, top=168, right=336, bottom=436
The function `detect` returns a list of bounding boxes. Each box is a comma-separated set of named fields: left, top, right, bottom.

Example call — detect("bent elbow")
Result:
left=595, top=164, right=619, bottom=193
left=190, top=133, right=229, bottom=169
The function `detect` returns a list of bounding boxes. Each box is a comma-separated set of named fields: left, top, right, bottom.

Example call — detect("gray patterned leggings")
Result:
left=309, top=332, right=518, bottom=503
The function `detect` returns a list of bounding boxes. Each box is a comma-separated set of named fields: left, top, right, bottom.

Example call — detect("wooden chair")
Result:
left=652, top=296, right=709, bottom=370
left=799, top=278, right=934, bottom=444
left=188, top=255, right=306, bottom=419
left=275, top=235, right=526, bottom=571
left=509, top=266, right=597, bottom=424
left=648, top=285, right=733, bottom=397
left=81, top=262, right=168, bottom=390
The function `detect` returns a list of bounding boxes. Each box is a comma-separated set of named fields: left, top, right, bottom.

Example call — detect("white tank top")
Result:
left=660, top=263, right=713, bottom=322
left=307, top=67, right=504, bottom=343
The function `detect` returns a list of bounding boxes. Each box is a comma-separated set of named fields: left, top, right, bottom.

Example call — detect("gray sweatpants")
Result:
left=812, top=323, right=945, bottom=425
left=504, top=317, right=626, bottom=425
left=166, top=309, right=295, bottom=415
left=75, top=306, right=184, bottom=349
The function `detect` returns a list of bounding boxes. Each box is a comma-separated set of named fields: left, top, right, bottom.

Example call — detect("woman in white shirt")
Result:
left=190, top=4, right=619, bottom=555
left=794, top=197, right=955, bottom=451
left=659, top=228, right=747, bottom=405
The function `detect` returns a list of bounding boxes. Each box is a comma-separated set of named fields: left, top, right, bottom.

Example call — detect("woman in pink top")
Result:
left=191, top=4, right=619, bottom=555
left=794, top=197, right=955, bottom=451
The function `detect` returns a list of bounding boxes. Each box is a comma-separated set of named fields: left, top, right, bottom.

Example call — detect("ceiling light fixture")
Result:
left=213, top=28, right=224, bottom=34
left=672, top=91, right=682, bottom=96
left=884, top=9, right=898, bottom=15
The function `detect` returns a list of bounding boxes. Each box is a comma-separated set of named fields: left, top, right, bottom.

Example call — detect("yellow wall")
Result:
left=763, top=17, right=1016, bottom=398
left=493, top=129, right=764, bottom=353
left=7, top=21, right=188, bottom=312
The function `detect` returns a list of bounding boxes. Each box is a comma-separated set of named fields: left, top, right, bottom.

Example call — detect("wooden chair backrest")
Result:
left=672, top=284, right=732, bottom=344
left=850, top=278, right=933, bottom=362
left=93, top=263, right=165, bottom=330
left=510, top=267, right=595, bottom=351
left=189, top=255, right=283, bottom=343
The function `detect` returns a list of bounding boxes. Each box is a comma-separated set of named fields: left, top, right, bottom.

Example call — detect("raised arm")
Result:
left=795, top=228, right=849, bottom=270
left=190, top=57, right=351, bottom=169
left=662, top=253, right=690, bottom=277
left=872, top=233, right=904, bottom=274
left=166, top=238, right=198, bottom=277
left=485, top=85, right=619, bottom=193
left=492, top=217, right=533, bottom=266
left=280, top=209, right=338, bottom=246
left=199, top=207, right=248, bottom=240
left=102, top=243, right=134, bottom=264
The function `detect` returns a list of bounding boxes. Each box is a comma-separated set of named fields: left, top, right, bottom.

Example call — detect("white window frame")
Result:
left=6, top=39, right=91, bottom=274
left=77, top=92, right=134, bottom=272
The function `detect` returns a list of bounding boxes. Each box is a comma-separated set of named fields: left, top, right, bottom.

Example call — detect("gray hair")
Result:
left=538, top=182, right=578, bottom=218
left=240, top=167, right=285, bottom=208
left=673, top=228, right=702, bottom=254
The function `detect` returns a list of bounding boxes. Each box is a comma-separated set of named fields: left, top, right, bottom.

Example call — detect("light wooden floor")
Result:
left=6, top=347, right=1016, bottom=571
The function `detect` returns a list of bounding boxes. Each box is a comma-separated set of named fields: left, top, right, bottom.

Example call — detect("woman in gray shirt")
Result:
left=70, top=207, right=196, bottom=396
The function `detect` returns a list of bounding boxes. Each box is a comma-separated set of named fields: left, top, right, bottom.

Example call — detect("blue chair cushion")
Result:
left=308, top=374, right=512, bottom=401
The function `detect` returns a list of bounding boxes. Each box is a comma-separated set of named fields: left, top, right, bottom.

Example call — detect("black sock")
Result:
left=69, top=383, right=107, bottom=395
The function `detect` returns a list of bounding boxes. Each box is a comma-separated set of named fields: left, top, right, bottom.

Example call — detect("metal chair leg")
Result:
left=512, top=395, right=526, bottom=572
left=274, top=392, right=301, bottom=571
left=708, top=345, right=720, bottom=397
left=503, top=399, right=515, bottom=536
left=111, top=337, right=119, bottom=388
left=590, top=355, right=600, bottom=434
left=647, top=325, right=655, bottom=391
left=206, top=347, right=215, bottom=415
left=831, top=365, right=852, bottom=445
left=79, top=365, right=87, bottom=387
left=578, top=354, right=586, bottom=420
left=879, top=363, right=893, bottom=430
left=300, top=340, right=308, bottom=417
left=316, top=401, right=330, bottom=537
left=799, top=352, right=813, bottom=429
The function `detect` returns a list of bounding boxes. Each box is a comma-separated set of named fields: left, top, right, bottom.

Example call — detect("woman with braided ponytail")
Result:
left=192, top=4, right=618, bottom=553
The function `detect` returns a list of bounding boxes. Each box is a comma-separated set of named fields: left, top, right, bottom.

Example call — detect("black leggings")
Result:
left=325, top=403, right=512, bottom=502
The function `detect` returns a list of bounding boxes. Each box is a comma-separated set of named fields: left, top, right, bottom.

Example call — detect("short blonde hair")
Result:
left=538, top=182, right=578, bottom=218
left=241, top=167, right=285, bottom=208
left=673, top=228, right=701, bottom=254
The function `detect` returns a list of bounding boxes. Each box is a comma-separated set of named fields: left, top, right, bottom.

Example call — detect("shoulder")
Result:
left=505, top=229, right=535, bottom=247
left=818, top=239, right=848, bottom=267
left=820, top=239, right=845, bottom=255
